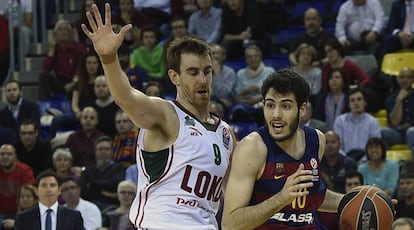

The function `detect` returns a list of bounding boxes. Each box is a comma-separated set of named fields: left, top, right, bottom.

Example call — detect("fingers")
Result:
left=86, top=11, right=97, bottom=32
left=92, top=4, right=103, bottom=27
left=81, top=24, right=92, bottom=38
left=119, top=24, right=133, bottom=37
left=105, top=3, right=112, bottom=28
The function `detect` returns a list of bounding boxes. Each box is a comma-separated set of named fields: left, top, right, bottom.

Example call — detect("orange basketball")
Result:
left=338, top=186, right=395, bottom=230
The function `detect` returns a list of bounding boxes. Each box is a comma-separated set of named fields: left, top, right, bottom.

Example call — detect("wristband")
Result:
left=100, top=54, right=117, bottom=64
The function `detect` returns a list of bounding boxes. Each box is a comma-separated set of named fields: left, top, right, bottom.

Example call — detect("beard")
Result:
left=269, top=111, right=300, bottom=142
left=7, top=95, right=20, bottom=105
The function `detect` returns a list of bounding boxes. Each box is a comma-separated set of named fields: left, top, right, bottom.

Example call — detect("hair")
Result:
left=5, top=79, right=22, bottom=90
left=392, top=218, right=414, bottom=230
left=19, top=119, right=38, bottom=131
left=294, top=43, right=317, bottom=64
left=35, top=170, right=60, bottom=187
left=141, top=25, right=161, bottom=43
left=117, top=180, right=137, bottom=193
left=324, top=37, right=346, bottom=57
left=60, top=177, right=79, bottom=187
left=347, top=87, right=366, bottom=101
left=345, top=171, right=364, bottom=184
left=244, top=44, right=263, bottom=58
left=399, top=160, right=414, bottom=179
left=94, top=135, right=113, bottom=148
left=166, top=36, right=212, bottom=74
left=328, top=68, right=349, bottom=92
left=52, top=148, right=73, bottom=161
left=365, top=137, right=387, bottom=161
left=53, top=19, right=73, bottom=39
left=171, top=15, right=187, bottom=26
left=261, top=68, right=310, bottom=108
left=16, top=184, right=38, bottom=212
left=144, top=81, right=163, bottom=97
left=76, top=51, right=103, bottom=95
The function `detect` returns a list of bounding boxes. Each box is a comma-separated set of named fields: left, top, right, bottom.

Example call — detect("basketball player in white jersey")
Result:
left=82, top=4, right=236, bottom=229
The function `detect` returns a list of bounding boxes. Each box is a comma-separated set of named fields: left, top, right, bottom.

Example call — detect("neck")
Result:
left=66, top=198, right=79, bottom=209
left=369, top=159, right=384, bottom=170
left=96, top=97, right=114, bottom=107
left=2, top=163, right=16, bottom=173
left=201, top=7, right=210, bottom=15
left=405, top=195, right=414, bottom=205
left=116, top=205, right=130, bottom=214
left=56, top=170, right=69, bottom=178
left=326, top=154, right=339, bottom=166
left=24, top=143, right=35, bottom=152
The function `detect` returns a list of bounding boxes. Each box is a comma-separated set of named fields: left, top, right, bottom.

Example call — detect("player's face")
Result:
left=5, top=82, right=21, bottom=105
left=263, top=89, right=304, bottom=142
left=349, top=92, right=366, bottom=115
left=174, top=53, right=212, bottom=108
left=86, top=55, right=99, bottom=76
left=399, top=178, right=414, bottom=199
left=37, top=176, right=60, bottom=207
left=345, top=177, right=362, bottom=193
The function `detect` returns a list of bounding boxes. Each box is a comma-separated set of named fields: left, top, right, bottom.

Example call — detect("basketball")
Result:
left=338, top=185, right=395, bottom=230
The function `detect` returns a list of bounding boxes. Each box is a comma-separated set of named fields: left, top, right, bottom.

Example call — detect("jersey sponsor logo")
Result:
left=185, top=116, right=195, bottom=126
left=222, top=127, right=230, bottom=150
left=274, top=175, right=285, bottom=180
left=176, top=197, right=216, bottom=215
left=189, top=127, right=203, bottom=136
left=180, top=165, right=222, bottom=202
left=270, top=212, right=314, bottom=224
left=310, top=158, right=319, bottom=182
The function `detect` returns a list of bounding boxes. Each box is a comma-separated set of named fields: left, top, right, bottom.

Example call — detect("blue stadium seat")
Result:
left=292, top=2, right=327, bottom=20
left=38, top=94, right=71, bottom=115
left=229, top=122, right=258, bottom=140
left=224, top=60, right=246, bottom=72
left=331, top=0, right=347, bottom=15
left=273, top=26, right=306, bottom=46
left=263, top=55, right=291, bottom=71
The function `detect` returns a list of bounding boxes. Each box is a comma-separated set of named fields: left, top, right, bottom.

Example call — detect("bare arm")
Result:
left=82, top=4, right=171, bottom=130
left=318, top=189, right=343, bottom=212
left=389, top=89, right=409, bottom=126
left=222, top=133, right=314, bottom=230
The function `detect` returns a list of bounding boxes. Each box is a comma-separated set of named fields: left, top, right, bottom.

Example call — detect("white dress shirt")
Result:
left=39, top=202, right=58, bottom=230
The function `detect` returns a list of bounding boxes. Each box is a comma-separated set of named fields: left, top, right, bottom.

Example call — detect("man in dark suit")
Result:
left=0, top=80, right=40, bottom=142
left=383, top=0, right=414, bottom=54
left=14, top=170, right=84, bottom=230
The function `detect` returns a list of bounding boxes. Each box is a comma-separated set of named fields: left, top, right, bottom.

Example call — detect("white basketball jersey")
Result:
left=129, top=101, right=234, bottom=230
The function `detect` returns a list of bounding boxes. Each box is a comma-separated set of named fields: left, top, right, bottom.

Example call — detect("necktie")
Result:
left=403, top=4, right=413, bottom=34
left=45, top=209, right=52, bottom=230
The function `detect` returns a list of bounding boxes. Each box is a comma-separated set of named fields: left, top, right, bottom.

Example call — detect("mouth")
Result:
left=197, top=90, right=208, bottom=97
left=270, top=122, right=285, bottom=133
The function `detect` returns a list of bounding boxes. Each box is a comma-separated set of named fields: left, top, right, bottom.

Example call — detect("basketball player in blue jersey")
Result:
left=222, top=69, right=344, bottom=230
left=82, top=4, right=236, bottom=229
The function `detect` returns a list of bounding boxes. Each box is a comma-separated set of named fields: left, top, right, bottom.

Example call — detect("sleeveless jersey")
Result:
left=129, top=101, right=234, bottom=230
left=251, top=125, right=326, bottom=230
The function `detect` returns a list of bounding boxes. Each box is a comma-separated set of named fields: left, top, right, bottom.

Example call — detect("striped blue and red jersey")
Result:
left=250, top=125, right=327, bottom=230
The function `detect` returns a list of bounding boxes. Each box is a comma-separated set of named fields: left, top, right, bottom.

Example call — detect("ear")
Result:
left=299, top=101, right=307, bottom=118
left=168, top=69, right=179, bottom=86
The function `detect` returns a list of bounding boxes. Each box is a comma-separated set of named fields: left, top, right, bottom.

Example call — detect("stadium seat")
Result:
left=390, top=144, right=410, bottom=150
left=229, top=122, right=258, bottom=140
left=224, top=60, right=246, bottom=73
left=292, top=2, right=327, bottom=20
left=263, top=55, right=290, bottom=71
left=273, top=26, right=306, bottom=47
left=375, top=109, right=387, bottom=118
left=386, top=150, right=412, bottom=161
left=376, top=117, right=387, bottom=127
left=381, top=52, right=414, bottom=76
left=346, top=54, right=378, bottom=76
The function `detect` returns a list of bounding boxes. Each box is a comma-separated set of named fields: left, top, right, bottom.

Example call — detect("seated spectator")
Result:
left=163, top=16, right=191, bottom=54
left=143, top=81, right=163, bottom=97
left=393, top=218, right=414, bottom=230
left=210, top=44, right=237, bottom=110
left=0, top=80, right=40, bottom=141
left=14, top=120, right=52, bottom=177
left=381, top=67, right=414, bottom=154
left=112, top=0, right=148, bottom=49
left=300, top=101, right=330, bottom=133
left=102, top=180, right=136, bottom=230
left=382, top=0, right=414, bottom=54
left=1, top=184, right=38, bottom=230
left=358, top=137, right=399, bottom=196
left=113, top=111, right=138, bottom=168
left=344, top=171, right=363, bottom=193
left=320, top=131, right=357, bottom=193
left=73, top=0, right=96, bottom=49
left=79, top=136, right=125, bottom=211
left=230, top=45, right=274, bottom=124
left=335, top=0, right=384, bottom=57
left=322, top=38, right=372, bottom=93
left=289, top=8, right=335, bottom=66
left=92, top=76, right=119, bottom=137
left=209, top=100, right=226, bottom=120
left=293, top=43, right=322, bottom=105
left=38, top=19, right=87, bottom=100
left=118, top=45, right=149, bottom=91
left=49, top=51, right=102, bottom=138
left=333, top=88, right=381, bottom=160
left=314, top=68, right=350, bottom=129
left=188, top=0, right=222, bottom=43
left=130, top=26, right=166, bottom=81
left=220, top=0, right=268, bottom=60
left=395, top=160, right=414, bottom=219
left=65, top=107, right=104, bottom=167
left=0, top=144, right=35, bottom=222
left=51, top=148, right=79, bottom=181
left=136, top=0, right=171, bottom=28
left=61, top=177, right=102, bottom=230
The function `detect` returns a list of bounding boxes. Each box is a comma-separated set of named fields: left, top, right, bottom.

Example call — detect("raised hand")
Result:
left=81, top=3, right=132, bottom=57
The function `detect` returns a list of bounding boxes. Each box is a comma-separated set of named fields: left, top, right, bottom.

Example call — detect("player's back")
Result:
left=250, top=125, right=326, bottom=229
left=130, top=101, right=234, bottom=229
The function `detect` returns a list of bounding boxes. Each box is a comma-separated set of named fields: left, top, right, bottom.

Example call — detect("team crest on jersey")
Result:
left=222, top=127, right=230, bottom=149
left=185, top=116, right=195, bottom=126
left=310, top=158, right=319, bottom=181
left=275, top=163, right=284, bottom=173
left=189, top=127, right=203, bottom=136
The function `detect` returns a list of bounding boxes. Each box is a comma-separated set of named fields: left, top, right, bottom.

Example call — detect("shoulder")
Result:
left=58, top=206, right=82, bottom=217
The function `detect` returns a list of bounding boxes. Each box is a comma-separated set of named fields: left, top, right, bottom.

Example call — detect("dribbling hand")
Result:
left=81, top=3, right=132, bottom=57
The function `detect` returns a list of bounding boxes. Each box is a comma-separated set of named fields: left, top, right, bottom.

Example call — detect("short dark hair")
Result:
left=400, top=160, right=414, bottom=179
left=60, top=177, right=79, bottom=187
left=328, top=68, right=349, bottom=93
left=35, top=170, right=59, bottom=187
left=347, top=87, right=366, bottom=101
left=166, top=36, right=212, bottom=74
left=261, top=68, right=310, bottom=107
left=19, top=119, right=38, bottom=131
left=94, top=135, right=113, bottom=149
left=141, top=25, right=161, bottom=43
left=324, top=38, right=346, bottom=57
left=345, top=171, right=363, bottom=184
left=144, top=81, right=163, bottom=97
left=365, top=137, right=386, bottom=161
left=5, top=79, right=22, bottom=90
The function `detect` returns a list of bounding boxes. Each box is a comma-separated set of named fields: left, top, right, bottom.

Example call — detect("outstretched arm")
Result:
left=81, top=4, right=169, bottom=130
left=222, top=133, right=314, bottom=230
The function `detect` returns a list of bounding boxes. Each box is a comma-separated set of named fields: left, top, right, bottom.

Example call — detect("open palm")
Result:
left=81, top=3, right=131, bottom=56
